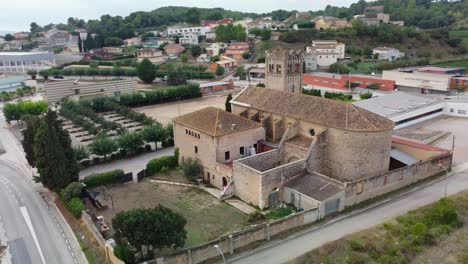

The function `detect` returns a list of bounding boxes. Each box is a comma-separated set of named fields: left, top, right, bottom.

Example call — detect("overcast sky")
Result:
left=1, top=0, right=358, bottom=32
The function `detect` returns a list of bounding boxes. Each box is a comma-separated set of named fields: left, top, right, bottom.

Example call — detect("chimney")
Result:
left=231, top=124, right=236, bottom=130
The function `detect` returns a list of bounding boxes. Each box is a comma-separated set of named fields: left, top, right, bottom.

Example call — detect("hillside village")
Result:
left=1, top=1, right=468, bottom=264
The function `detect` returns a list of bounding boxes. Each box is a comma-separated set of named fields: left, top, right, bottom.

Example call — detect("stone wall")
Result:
left=156, top=208, right=319, bottom=264
left=326, top=128, right=393, bottom=181
left=345, top=153, right=452, bottom=206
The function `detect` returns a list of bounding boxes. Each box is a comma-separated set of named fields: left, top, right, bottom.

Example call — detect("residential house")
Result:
left=208, top=56, right=238, bottom=73
left=13, top=32, right=29, bottom=40
left=373, top=47, right=404, bottom=61
left=173, top=107, right=265, bottom=189
left=205, top=32, right=216, bottom=40
left=124, top=37, right=142, bottom=46
left=102, top=47, right=123, bottom=54
left=206, top=43, right=228, bottom=57
left=167, top=26, right=210, bottom=36
left=143, top=37, right=174, bottom=48
left=44, top=29, right=73, bottom=44
left=163, top=43, right=185, bottom=56
left=179, top=33, right=199, bottom=45
left=306, top=40, right=345, bottom=68
left=83, top=49, right=114, bottom=61
left=137, top=48, right=164, bottom=63
left=313, top=16, right=351, bottom=30
left=225, top=42, right=250, bottom=61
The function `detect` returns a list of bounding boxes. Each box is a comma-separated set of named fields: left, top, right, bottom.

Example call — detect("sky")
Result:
left=1, top=0, right=358, bottom=32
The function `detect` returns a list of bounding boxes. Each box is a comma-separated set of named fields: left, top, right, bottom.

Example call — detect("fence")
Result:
left=156, top=208, right=319, bottom=264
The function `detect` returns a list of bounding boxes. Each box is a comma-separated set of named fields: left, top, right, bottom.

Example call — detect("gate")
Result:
left=122, top=172, right=133, bottom=184
left=137, top=169, right=146, bottom=182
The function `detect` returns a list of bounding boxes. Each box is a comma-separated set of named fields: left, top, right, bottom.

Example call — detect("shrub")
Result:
left=360, top=92, right=373, bottom=100
left=114, top=244, right=136, bottom=264
left=180, top=157, right=203, bottom=182
left=65, top=198, right=85, bottom=218
left=366, top=83, right=380, bottom=90
left=348, top=239, right=365, bottom=251
left=146, top=156, right=178, bottom=175
left=83, top=169, right=125, bottom=187
left=266, top=207, right=293, bottom=220
left=160, top=166, right=169, bottom=175
left=61, top=182, right=83, bottom=202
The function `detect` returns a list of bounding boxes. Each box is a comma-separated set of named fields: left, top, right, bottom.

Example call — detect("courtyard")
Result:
left=394, top=115, right=468, bottom=166
left=86, top=179, right=249, bottom=249
left=134, top=94, right=230, bottom=125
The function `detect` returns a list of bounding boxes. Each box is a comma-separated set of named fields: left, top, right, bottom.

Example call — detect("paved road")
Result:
left=229, top=168, right=468, bottom=264
left=0, top=124, right=86, bottom=264
left=0, top=163, right=76, bottom=264
left=79, top=147, right=175, bottom=179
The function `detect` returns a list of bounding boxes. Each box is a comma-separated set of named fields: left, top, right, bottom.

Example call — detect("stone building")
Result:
left=173, top=107, right=265, bottom=190
left=265, top=48, right=304, bottom=94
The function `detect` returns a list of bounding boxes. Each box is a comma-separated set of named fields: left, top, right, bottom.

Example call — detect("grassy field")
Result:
left=90, top=178, right=249, bottom=249
left=289, top=190, right=468, bottom=264
left=435, top=59, right=468, bottom=68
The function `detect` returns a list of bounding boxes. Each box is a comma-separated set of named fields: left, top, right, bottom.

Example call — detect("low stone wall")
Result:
left=82, top=212, right=125, bottom=264
left=345, top=153, right=452, bottom=206
left=156, top=208, right=319, bottom=264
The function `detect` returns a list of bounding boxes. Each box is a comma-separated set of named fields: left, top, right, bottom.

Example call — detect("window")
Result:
left=225, top=151, right=230, bottom=160
left=74, top=89, right=80, bottom=95
left=253, top=144, right=258, bottom=151
left=194, top=146, right=198, bottom=154
left=458, top=109, right=467, bottom=115
left=114, top=91, right=121, bottom=97
left=186, top=129, right=189, bottom=134
left=450, top=108, right=454, bottom=113
left=240, top=147, right=245, bottom=156
left=197, top=134, right=200, bottom=139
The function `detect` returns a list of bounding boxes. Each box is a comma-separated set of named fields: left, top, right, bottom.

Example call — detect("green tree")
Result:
left=260, top=29, right=272, bottom=41
left=225, top=94, right=232, bottom=112
left=141, top=124, right=166, bottom=149
left=34, top=110, right=79, bottom=190
left=39, top=70, right=50, bottom=80
left=180, top=53, right=188, bottom=63
left=27, top=69, right=37, bottom=80
left=242, top=52, right=251, bottom=60
left=60, top=182, right=83, bottom=202
left=117, top=131, right=143, bottom=154
left=215, top=65, right=225, bottom=76
left=234, top=66, right=246, bottom=79
left=77, top=34, right=83, bottom=53
left=190, top=45, right=202, bottom=57
left=89, top=133, right=118, bottom=159
left=22, top=116, right=40, bottom=167
left=185, top=8, right=201, bottom=25
left=4, top=33, right=14, bottom=41
left=167, top=70, right=187, bottom=86
left=180, top=157, right=203, bottom=182
left=112, top=206, right=187, bottom=256
left=137, top=58, right=156, bottom=84
left=215, top=24, right=247, bottom=42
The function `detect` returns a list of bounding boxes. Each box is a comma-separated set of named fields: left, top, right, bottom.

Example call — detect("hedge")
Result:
left=83, top=169, right=125, bottom=187
left=146, top=149, right=179, bottom=175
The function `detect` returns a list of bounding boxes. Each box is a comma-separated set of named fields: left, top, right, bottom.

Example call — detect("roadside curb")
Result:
left=226, top=170, right=456, bottom=263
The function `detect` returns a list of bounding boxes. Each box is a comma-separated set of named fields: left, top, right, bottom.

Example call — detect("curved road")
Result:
left=0, top=162, right=77, bottom=264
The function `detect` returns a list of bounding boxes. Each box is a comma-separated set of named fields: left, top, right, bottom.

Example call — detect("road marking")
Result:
left=19, top=206, right=46, bottom=264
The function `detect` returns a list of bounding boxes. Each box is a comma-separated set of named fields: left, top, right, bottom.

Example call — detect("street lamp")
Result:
left=213, top=244, right=226, bottom=264
left=438, top=163, right=450, bottom=197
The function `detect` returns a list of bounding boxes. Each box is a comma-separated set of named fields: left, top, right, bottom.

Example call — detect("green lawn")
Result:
left=435, top=59, right=468, bottom=68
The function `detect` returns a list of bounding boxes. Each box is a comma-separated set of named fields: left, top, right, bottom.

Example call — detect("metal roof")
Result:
left=390, top=148, right=419, bottom=165
left=0, top=52, right=54, bottom=61
left=0, top=75, right=27, bottom=86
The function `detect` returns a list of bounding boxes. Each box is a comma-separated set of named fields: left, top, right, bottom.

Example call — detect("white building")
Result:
left=373, top=47, right=405, bottom=61
left=304, top=53, right=318, bottom=72
left=179, top=33, right=199, bottom=45
left=306, top=40, right=345, bottom=68
left=354, top=92, right=468, bottom=129
left=0, top=52, right=56, bottom=73
left=206, top=43, right=228, bottom=57
left=205, top=32, right=216, bottom=40
left=167, top=26, right=210, bottom=36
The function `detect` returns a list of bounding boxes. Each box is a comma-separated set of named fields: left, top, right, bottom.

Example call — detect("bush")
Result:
left=303, top=89, right=321, bottom=97
left=114, top=244, right=136, bottom=264
left=180, top=157, right=203, bottom=182
left=83, top=169, right=125, bottom=187
left=366, top=83, right=380, bottom=90
left=61, top=182, right=83, bottom=202
left=146, top=156, right=178, bottom=175
left=360, top=92, right=373, bottom=100
left=266, top=207, right=293, bottom=220
left=65, top=198, right=85, bottom=218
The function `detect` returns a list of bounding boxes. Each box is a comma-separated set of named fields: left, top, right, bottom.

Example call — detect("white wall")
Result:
left=444, top=101, right=468, bottom=118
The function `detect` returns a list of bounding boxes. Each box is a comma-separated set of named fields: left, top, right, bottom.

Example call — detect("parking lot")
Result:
left=134, top=94, right=230, bottom=124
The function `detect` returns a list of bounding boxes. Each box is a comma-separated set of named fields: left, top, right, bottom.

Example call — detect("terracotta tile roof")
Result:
left=231, top=86, right=395, bottom=132
left=173, top=107, right=263, bottom=137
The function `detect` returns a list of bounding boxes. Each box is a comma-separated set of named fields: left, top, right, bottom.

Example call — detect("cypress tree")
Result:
left=34, top=110, right=79, bottom=190
left=225, top=94, right=232, bottom=112
left=21, top=116, right=40, bottom=167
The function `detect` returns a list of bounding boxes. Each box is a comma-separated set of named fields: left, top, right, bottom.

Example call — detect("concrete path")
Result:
left=228, top=167, right=468, bottom=264
left=225, top=199, right=257, bottom=214
left=79, top=147, right=174, bottom=179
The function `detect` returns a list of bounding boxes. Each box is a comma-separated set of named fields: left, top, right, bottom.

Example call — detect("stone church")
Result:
left=173, top=48, right=452, bottom=216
